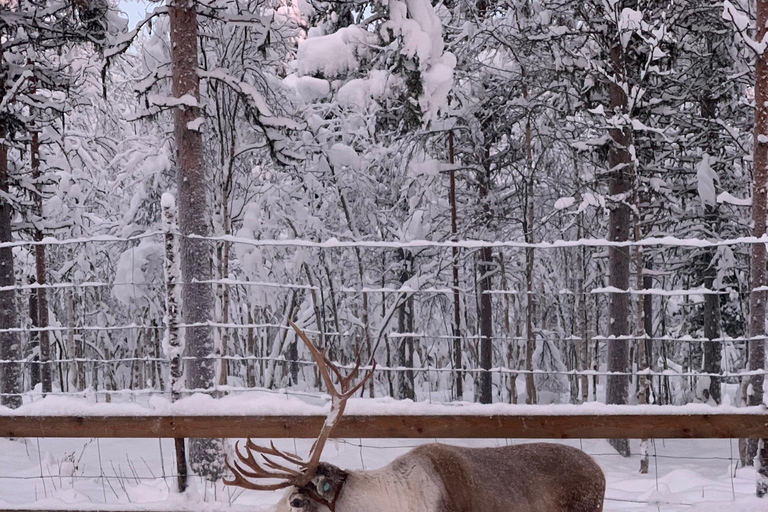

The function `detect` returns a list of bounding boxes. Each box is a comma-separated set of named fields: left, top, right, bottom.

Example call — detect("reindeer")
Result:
left=225, top=321, right=606, bottom=512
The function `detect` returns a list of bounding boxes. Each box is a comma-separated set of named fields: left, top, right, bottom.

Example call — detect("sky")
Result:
left=119, top=0, right=151, bottom=29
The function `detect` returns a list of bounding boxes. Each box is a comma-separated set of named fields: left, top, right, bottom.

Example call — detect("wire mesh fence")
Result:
left=0, top=227, right=764, bottom=407
left=0, top=436, right=758, bottom=511
left=0, top=228, right=764, bottom=510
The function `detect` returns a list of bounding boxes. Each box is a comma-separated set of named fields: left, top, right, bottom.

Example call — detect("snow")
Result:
left=186, top=118, right=204, bottom=132
left=15, top=231, right=768, bottom=252
left=327, top=144, right=361, bottom=171
left=696, top=155, right=718, bottom=207
left=419, top=52, right=456, bottom=122
left=112, top=240, right=163, bottom=306
left=1, top=392, right=765, bottom=417
left=160, top=193, right=175, bottom=210
left=193, top=232, right=768, bottom=251
left=296, top=27, right=373, bottom=79
left=198, top=69, right=301, bottom=130
left=717, top=191, right=751, bottom=206
left=722, top=1, right=749, bottom=32
left=283, top=75, right=330, bottom=103
left=0, top=434, right=762, bottom=511
left=382, top=0, right=456, bottom=122
left=722, top=0, right=766, bottom=54
left=336, top=70, right=399, bottom=108
left=147, top=94, right=198, bottom=109
left=0, top=391, right=764, bottom=511
left=619, top=8, right=644, bottom=48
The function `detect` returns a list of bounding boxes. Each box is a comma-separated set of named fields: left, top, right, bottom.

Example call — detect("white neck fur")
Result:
left=334, top=462, right=443, bottom=512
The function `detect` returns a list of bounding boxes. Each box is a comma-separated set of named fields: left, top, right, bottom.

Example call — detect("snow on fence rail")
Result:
left=0, top=394, right=765, bottom=439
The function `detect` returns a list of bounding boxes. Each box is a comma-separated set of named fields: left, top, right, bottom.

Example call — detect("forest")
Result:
left=1, top=0, right=767, bottom=500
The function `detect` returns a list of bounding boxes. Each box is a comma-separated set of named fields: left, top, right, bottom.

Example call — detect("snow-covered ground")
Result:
left=0, top=390, right=762, bottom=511
left=0, top=435, right=761, bottom=512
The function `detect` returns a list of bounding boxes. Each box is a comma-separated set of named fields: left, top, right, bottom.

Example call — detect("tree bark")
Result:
left=478, top=245, right=493, bottom=404
left=606, top=29, right=632, bottom=458
left=30, top=81, right=52, bottom=395
left=162, top=195, right=187, bottom=492
left=168, top=0, right=223, bottom=480
left=396, top=249, right=415, bottom=400
left=750, top=0, right=768, bottom=496
left=577, top=219, right=589, bottom=403
left=449, top=132, right=463, bottom=400
left=635, top=246, right=649, bottom=473
left=27, top=279, right=40, bottom=389
left=700, top=93, right=722, bottom=406
left=477, top=157, right=494, bottom=405
left=702, top=270, right=721, bottom=404
left=522, top=101, right=537, bottom=406
left=524, top=177, right=537, bottom=405
left=498, top=251, right=515, bottom=403
left=0, top=52, right=21, bottom=409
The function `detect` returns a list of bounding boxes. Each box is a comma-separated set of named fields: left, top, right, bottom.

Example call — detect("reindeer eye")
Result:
left=290, top=498, right=306, bottom=508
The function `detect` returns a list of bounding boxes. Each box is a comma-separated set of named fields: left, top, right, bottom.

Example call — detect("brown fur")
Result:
left=413, top=443, right=605, bottom=512
left=273, top=443, right=604, bottom=512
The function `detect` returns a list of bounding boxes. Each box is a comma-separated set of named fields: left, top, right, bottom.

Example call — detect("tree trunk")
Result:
left=66, top=287, right=75, bottom=392
left=0, top=53, right=21, bottom=408
left=702, top=270, right=721, bottom=404
left=246, top=309, right=256, bottom=388
left=606, top=31, right=632, bottom=458
left=577, top=220, right=589, bottom=403
left=449, top=132, right=463, bottom=400
left=524, top=178, right=537, bottom=405
left=216, top=238, right=230, bottom=389
left=498, top=251, right=515, bottom=404
left=357, top=259, right=373, bottom=397
left=162, top=195, right=187, bottom=492
left=28, top=280, right=40, bottom=389
left=29, top=67, right=52, bottom=395
left=750, top=0, right=768, bottom=496
left=396, top=249, right=415, bottom=400
left=478, top=245, right=493, bottom=404
left=700, top=92, right=722, bottom=406
left=169, top=0, right=223, bottom=480
left=635, top=246, right=649, bottom=473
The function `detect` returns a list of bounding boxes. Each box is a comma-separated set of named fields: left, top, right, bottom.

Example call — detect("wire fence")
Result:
left=0, top=436, right=756, bottom=510
left=0, top=226, right=763, bottom=509
left=1, top=224, right=763, bottom=408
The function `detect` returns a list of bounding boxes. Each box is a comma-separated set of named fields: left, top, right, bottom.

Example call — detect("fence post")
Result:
left=161, top=193, right=188, bottom=493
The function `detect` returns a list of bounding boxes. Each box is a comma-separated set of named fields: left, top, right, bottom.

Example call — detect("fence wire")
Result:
left=0, top=437, right=752, bottom=510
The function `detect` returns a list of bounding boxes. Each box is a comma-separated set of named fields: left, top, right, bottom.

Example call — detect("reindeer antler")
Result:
left=224, top=321, right=377, bottom=490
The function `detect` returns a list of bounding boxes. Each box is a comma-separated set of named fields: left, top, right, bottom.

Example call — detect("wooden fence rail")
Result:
left=1, top=413, right=766, bottom=439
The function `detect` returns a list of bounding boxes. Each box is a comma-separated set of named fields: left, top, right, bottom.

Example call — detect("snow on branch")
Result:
left=104, top=6, right=170, bottom=59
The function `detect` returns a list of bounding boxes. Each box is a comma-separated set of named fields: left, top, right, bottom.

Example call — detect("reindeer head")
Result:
left=224, top=320, right=376, bottom=512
